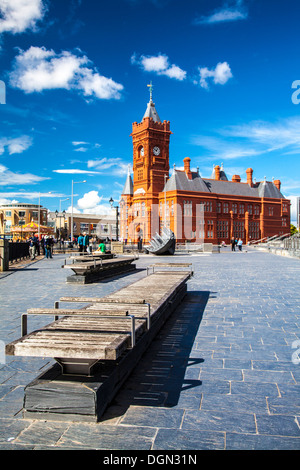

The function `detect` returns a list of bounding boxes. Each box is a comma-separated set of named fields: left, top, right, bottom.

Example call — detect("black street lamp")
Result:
left=55, top=210, right=66, bottom=250
left=109, top=197, right=119, bottom=241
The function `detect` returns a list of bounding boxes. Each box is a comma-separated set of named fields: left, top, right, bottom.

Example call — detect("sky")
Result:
left=0, top=0, right=300, bottom=222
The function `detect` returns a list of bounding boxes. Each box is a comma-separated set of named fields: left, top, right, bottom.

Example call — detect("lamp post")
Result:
left=19, top=218, right=25, bottom=241
left=38, top=192, right=51, bottom=240
left=55, top=210, right=66, bottom=250
left=59, top=197, right=69, bottom=212
left=71, top=180, right=86, bottom=244
left=109, top=197, right=119, bottom=242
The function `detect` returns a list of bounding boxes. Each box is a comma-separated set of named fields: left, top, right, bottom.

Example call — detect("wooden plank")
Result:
left=27, top=308, right=129, bottom=316
left=6, top=271, right=191, bottom=365
left=23, top=278, right=189, bottom=421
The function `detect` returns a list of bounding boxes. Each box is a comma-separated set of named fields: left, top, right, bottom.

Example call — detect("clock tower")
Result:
left=128, top=83, right=172, bottom=241
left=131, top=83, right=171, bottom=197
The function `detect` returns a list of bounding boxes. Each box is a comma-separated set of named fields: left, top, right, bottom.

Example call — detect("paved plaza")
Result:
left=0, top=247, right=299, bottom=450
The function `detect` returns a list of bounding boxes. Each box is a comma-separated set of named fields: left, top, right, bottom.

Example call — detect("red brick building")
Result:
left=120, top=90, right=290, bottom=245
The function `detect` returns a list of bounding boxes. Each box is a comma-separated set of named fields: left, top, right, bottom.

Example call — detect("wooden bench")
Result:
left=63, top=256, right=137, bottom=284
left=5, top=264, right=193, bottom=422
left=146, top=262, right=193, bottom=276
left=66, top=253, right=115, bottom=263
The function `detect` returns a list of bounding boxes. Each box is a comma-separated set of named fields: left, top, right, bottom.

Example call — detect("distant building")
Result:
left=49, top=212, right=117, bottom=240
left=0, top=203, right=48, bottom=235
left=120, top=87, right=291, bottom=244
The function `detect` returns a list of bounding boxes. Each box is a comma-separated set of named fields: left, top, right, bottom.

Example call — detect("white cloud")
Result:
left=198, top=62, right=233, bottom=89
left=71, top=141, right=101, bottom=152
left=72, top=190, right=112, bottom=215
left=0, top=135, right=32, bottom=155
left=0, top=191, right=64, bottom=200
left=0, top=0, right=46, bottom=34
left=132, top=53, right=186, bottom=81
left=74, top=147, right=88, bottom=152
left=0, top=164, right=49, bottom=185
left=87, top=157, right=122, bottom=171
left=195, top=1, right=248, bottom=25
left=192, top=135, right=259, bottom=161
left=66, top=205, right=81, bottom=214
left=222, top=117, right=300, bottom=153
left=72, top=141, right=89, bottom=146
left=10, top=46, right=124, bottom=100
left=77, top=190, right=101, bottom=210
left=53, top=169, right=100, bottom=174
left=88, top=158, right=130, bottom=177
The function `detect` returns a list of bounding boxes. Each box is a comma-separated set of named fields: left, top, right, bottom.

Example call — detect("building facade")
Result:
left=0, top=203, right=48, bottom=236
left=49, top=212, right=117, bottom=241
left=120, top=90, right=290, bottom=245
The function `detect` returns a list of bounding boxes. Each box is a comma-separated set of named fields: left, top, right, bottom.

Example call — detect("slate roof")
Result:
left=143, top=100, right=161, bottom=123
left=163, top=170, right=285, bottom=199
left=122, top=172, right=133, bottom=196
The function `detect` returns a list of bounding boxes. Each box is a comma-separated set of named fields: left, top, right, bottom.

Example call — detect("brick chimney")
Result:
left=183, top=157, right=192, bottom=180
left=214, top=165, right=220, bottom=180
left=246, top=168, right=253, bottom=187
left=273, top=179, right=281, bottom=191
left=232, top=175, right=241, bottom=183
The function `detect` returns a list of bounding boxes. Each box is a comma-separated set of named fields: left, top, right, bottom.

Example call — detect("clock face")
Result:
left=153, top=146, right=160, bottom=156
left=140, top=147, right=144, bottom=157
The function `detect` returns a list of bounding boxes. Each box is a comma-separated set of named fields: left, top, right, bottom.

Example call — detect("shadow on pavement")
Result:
left=100, top=290, right=210, bottom=422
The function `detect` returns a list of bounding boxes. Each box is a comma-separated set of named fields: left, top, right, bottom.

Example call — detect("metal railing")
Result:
left=9, top=242, right=30, bottom=263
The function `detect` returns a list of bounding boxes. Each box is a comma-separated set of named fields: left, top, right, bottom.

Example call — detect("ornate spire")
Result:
left=147, top=81, right=154, bottom=102
left=143, top=81, right=161, bottom=123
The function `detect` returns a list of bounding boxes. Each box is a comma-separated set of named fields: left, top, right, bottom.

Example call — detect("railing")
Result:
left=8, top=242, right=30, bottom=263
left=284, top=234, right=300, bottom=251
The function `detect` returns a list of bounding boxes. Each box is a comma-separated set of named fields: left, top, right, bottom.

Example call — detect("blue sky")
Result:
left=0, top=0, right=300, bottom=221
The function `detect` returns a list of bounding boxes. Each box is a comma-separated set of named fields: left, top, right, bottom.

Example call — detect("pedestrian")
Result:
left=230, top=237, right=236, bottom=251
left=78, top=233, right=84, bottom=252
left=34, top=235, right=40, bottom=256
left=237, top=238, right=243, bottom=251
left=44, top=236, right=53, bottom=258
left=41, top=235, right=45, bottom=255
left=28, top=236, right=36, bottom=260
left=137, top=236, right=143, bottom=252
left=83, top=232, right=89, bottom=253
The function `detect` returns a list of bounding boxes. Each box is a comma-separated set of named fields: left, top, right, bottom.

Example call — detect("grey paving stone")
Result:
left=59, top=423, right=156, bottom=450
left=0, top=418, right=30, bottom=443
left=200, top=394, right=269, bottom=414
left=182, top=409, right=257, bottom=434
left=13, top=421, right=70, bottom=447
left=153, top=428, right=225, bottom=450
left=256, top=414, right=300, bottom=437
left=226, top=432, right=300, bottom=450
left=119, top=405, right=184, bottom=429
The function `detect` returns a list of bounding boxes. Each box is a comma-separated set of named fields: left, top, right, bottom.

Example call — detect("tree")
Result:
left=290, top=224, right=298, bottom=235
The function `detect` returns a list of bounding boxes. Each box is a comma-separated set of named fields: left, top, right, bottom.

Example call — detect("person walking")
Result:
left=230, top=237, right=236, bottom=251
left=28, top=237, right=36, bottom=260
left=237, top=238, right=243, bottom=251
left=77, top=233, right=84, bottom=253
left=83, top=232, right=89, bottom=253
left=44, top=236, right=53, bottom=258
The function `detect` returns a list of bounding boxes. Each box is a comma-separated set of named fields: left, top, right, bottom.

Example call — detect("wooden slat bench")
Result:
left=146, top=262, right=194, bottom=276
left=5, top=263, right=192, bottom=422
left=63, top=256, right=137, bottom=284
left=66, top=253, right=115, bottom=263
